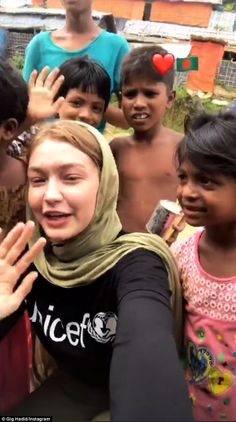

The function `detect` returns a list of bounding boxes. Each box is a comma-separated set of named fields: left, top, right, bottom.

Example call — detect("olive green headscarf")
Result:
left=27, top=121, right=183, bottom=348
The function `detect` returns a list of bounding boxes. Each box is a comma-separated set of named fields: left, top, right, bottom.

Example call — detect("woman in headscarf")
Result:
left=0, top=120, right=192, bottom=421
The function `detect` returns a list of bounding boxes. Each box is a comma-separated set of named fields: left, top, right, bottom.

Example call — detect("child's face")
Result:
left=177, top=159, right=236, bottom=227
left=121, top=77, right=174, bottom=132
left=59, top=88, right=105, bottom=129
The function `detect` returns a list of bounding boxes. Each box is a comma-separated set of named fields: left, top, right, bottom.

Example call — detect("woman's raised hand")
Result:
left=0, top=221, right=46, bottom=320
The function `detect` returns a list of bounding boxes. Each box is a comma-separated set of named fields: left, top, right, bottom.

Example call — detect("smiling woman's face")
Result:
left=28, top=139, right=100, bottom=243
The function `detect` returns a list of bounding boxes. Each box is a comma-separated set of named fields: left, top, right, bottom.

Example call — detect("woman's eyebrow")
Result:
left=28, top=163, right=87, bottom=173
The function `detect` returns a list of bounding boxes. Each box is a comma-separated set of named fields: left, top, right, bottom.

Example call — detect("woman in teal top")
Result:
left=23, top=0, right=130, bottom=132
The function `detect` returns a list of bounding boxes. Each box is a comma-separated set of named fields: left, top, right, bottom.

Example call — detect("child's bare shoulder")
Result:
left=110, top=135, right=133, bottom=155
left=162, top=127, right=183, bottom=145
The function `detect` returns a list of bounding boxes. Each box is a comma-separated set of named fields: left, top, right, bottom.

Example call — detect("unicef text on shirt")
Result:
left=30, top=302, right=117, bottom=348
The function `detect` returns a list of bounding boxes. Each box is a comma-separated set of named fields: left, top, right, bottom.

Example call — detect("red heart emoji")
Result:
left=152, top=53, right=175, bottom=75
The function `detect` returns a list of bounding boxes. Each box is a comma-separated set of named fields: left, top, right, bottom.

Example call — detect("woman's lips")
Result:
left=43, top=212, right=72, bottom=228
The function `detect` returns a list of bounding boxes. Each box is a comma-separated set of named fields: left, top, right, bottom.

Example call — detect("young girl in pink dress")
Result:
left=172, top=111, right=236, bottom=421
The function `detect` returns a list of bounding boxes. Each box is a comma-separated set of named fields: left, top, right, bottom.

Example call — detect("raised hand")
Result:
left=0, top=221, right=46, bottom=320
left=27, top=66, right=65, bottom=124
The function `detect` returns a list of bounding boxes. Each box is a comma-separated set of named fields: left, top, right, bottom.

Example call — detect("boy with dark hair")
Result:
left=110, top=45, right=183, bottom=233
left=0, top=58, right=64, bottom=413
left=10, top=56, right=112, bottom=157
left=55, top=56, right=111, bottom=129
left=0, top=59, right=65, bottom=229
left=0, top=59, right=30, bottom=414
left=0, top=59, right=28, bottom=228
left=0, top=61, right=29, bottom=127
left=121, top=45, right=175, bottom=92
left=23, top=0, right=130, bottom=131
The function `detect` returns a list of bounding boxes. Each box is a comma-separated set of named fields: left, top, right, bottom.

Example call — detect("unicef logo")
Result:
left=87, top=312, right=117, bottom=343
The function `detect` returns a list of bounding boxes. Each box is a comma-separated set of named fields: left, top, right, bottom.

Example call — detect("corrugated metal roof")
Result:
left=0, top=9, right=64, bottom=30
left=124, top=19, right=236, bottom=45
left=0, top=7, right=108, bottom=30
left=0, top=1, right=31, bottom=6
left=208, top=11, right=235, bottom=32
left=180, top=0, right=222, bottom=3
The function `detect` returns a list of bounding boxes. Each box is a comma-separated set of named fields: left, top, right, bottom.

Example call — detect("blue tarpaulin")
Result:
left=0, top=28, right=8, bottom=58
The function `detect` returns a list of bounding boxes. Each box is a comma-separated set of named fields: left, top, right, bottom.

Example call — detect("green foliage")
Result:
left=10, top=54, right=24, bottom=72
left=164, top=88, right=203, bottom=132
left=204, top=101, right=223, bottom=113
left=164, top=87, right=225, bottom=133
left=224, top=2, right=236, bottom=12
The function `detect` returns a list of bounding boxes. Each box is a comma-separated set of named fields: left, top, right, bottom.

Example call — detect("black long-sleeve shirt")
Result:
left=0, top=248, right=192, bottom=421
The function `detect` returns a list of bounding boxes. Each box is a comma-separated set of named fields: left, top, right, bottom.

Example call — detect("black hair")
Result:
left=55, top=56, right=111, bottom=110
left=0, top=59, right=29, bottom=125
left=177, top=111, right=236, bottom=179
left=121, top=45, right=175, bottom=91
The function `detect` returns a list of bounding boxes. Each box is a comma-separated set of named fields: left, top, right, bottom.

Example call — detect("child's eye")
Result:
left=199, top=176, right=214, bottom=188
left=70, top=100, right=82, bottom=108
left=145, top=91, right=157, bottom=98
left=123, top=90, right=136, bottom=99
left=177, top=172, right=187, bottom=183
left=93, top=106, right=103, bottom=114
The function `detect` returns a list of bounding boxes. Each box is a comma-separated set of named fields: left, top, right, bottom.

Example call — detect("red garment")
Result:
left=187, top=41, right=224, bottom=93
left=0, top=313, right=30, bottom=413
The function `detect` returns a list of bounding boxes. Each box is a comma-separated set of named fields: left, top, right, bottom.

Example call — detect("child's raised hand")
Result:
left=0, top=221, right=46, bottom=320
left=28, top=66, right=65, bottom=124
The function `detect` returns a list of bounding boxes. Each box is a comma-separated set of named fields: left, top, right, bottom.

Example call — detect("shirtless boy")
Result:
left=110, top=46, right=183, bottom=232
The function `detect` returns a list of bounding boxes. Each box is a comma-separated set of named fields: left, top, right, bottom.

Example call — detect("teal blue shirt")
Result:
left=23, top=30, right=130, bottom=132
